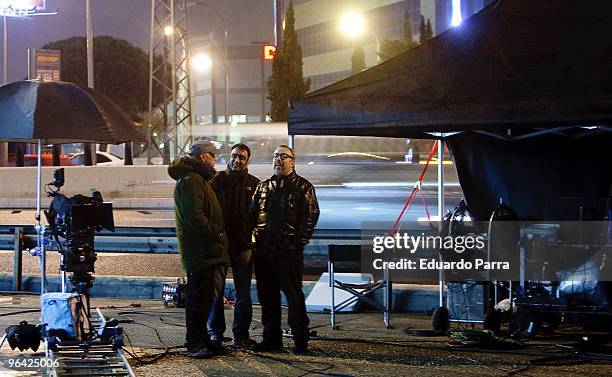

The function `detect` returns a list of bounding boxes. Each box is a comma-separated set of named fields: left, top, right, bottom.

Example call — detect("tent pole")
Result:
left=36, top=139, right=46, bottom=296
left=437, top=139, right=445, bottom=307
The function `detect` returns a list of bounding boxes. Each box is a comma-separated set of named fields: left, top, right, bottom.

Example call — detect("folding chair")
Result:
left=328, top=244, right=391, bottom=329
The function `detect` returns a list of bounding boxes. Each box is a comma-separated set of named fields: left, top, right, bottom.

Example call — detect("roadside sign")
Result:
left=263, top=45, right=276, bottom=61
left=28, top=49, right=61, bottom=81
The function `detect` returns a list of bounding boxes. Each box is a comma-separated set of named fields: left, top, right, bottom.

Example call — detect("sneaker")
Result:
left=253, top=339, right=284, bottom=352
left=186, top=346, right=214, bottom=359
left=231, top=338, right=257, bottom=349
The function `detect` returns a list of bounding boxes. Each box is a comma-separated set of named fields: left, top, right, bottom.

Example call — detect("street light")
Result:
left=339, top=11, right=365, bottom=36
left=339, top=11, right=380, bottom=63
left=188, top=2, right=229, bottom=125
left=191, top=52, right=212, bottom=73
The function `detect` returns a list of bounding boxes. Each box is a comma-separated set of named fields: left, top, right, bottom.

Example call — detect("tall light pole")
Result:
left=1, top=15, right=5, bottom=167
left=85, top=0, right=95, bottom=166
left=190, top=2, right=229, bottom=125
left=274, top=0, right=284, bottom=53
left=3, top=15, right=6, bottom=85
left=191, top=51, right=216, bottom=121
left=86, top=0, right=94, bottom=89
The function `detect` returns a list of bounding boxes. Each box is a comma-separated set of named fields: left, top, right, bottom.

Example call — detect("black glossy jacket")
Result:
left=250, top=171, right=320, bottom=254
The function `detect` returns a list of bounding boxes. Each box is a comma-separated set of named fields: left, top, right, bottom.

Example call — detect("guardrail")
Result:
left=0, top=225, right=360, bottom=253
left=0, top=225, right=361, bottom=291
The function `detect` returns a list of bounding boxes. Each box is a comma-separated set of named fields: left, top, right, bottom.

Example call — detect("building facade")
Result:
left=293, top=0, right=493, bottom=91
left=190, top=43, right=273, bottom=125
left=188, top=0, right=495, bottom=124
left=186, top=0, right=275, bottom=125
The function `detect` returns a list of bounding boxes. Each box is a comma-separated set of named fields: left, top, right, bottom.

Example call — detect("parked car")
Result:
left=7, top=153, right=71, bottom=167
left=67, top=151, right=124, bottom=166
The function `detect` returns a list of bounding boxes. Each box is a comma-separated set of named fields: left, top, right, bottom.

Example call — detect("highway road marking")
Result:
left=343, top=182, right=461, bottom=187
left=124, top=218, right=174, bottom=222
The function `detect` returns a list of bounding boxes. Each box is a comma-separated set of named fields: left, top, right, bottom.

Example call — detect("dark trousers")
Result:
left=209, top=250, right=254, bottom=340
left=254, top=250, right=309, bottom=344
left=185, top=264, right=226, bottom=349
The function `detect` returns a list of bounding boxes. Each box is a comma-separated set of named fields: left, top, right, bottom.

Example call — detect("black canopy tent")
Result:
left=288, top=0, right=612, bottom=221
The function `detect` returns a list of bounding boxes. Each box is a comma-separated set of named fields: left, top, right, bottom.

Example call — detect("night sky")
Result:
left=2, top=0, right=274, bottom=82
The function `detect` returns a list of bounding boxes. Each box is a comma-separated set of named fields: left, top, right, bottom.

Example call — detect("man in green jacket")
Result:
left=168, top=141, right=229, bottom=359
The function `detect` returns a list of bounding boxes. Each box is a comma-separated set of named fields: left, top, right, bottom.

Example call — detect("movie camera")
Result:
left=43, top=168, right=114, bottom=296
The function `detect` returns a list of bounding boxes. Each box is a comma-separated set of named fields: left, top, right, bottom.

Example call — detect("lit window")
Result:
left=450, top=0, right=463, bottom=27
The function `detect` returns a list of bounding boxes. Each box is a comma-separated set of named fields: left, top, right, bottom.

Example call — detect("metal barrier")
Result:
left=0, top=225, right=360, bottom=291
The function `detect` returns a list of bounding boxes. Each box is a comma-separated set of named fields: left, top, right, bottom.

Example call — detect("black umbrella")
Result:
left=0, top=79, right=146, bottom=294
left=0, top=79, right=145, bottom=144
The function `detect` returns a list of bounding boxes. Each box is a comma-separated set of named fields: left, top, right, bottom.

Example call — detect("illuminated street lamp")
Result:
left=188, top=2, right=229, bottom=124
left=339, top=11, right=380, bottom=63
left=164, top=25, right=174, bottom=36
left=339, top=11, right=365, bottom=36
left=191, top=53, right=212, bottom=73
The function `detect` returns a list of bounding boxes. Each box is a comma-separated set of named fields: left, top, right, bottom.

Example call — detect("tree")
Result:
left=351, top=45, right=365, bottom=74
left=267, top=1, right=310, bottom=121
left=402, top=10, right=416, bottom=45
left=41, top=36, right=151, bottom=114
left=378, top=12, right=418, bottom=62
left=419, top=15, right=433, bottom=44
left=425, top=19, right=434, bottom=40
left=378, top=39, right=408, bottom=62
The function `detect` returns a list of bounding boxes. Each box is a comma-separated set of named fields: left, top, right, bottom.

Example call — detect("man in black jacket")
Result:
left=251, top=145, right=320, bottom=354
left=208, top=143, right=260, bottom=349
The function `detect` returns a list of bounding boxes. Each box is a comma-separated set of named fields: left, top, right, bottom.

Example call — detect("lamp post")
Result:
left=85, top=0, right=96, bottom=166
left=189, top=2, right=229, bottom=125
left=339, top=11, right=380, bottom=64
left=191, top=52, right=216, bottom=122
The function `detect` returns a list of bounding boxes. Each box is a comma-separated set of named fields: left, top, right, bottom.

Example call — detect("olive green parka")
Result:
left=168, top=156, right=229, bottom=272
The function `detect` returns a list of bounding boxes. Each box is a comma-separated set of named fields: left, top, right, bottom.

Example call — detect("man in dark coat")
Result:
left=208, top=143, right=260, bottom=348
left=168, top=141, right=229, bottom=359
left=250, top=145, right=320, bottom=354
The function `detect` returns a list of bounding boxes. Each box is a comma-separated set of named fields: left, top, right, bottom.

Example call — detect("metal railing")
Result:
left=0, top=225, right=360, bottom=291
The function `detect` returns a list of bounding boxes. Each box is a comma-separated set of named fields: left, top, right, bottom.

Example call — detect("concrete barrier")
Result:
left=0, top=165, right=174, bottom=208
left=0, top=163, right=459, bottom=208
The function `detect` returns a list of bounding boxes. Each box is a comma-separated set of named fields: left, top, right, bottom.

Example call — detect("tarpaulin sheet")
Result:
left=447, top=133, right=612, bottom=221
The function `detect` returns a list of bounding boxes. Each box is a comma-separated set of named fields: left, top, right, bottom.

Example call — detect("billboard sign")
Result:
left=28, top=49, right=61, bottom=81
left=0, top=0, right=45, bottom=16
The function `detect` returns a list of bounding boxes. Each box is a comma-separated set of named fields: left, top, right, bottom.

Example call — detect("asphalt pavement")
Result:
left=1, top=295, right=610, bottom=377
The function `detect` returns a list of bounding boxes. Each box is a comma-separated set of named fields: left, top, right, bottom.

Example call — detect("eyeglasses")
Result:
left=273, top=153, right=294, bottom=161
